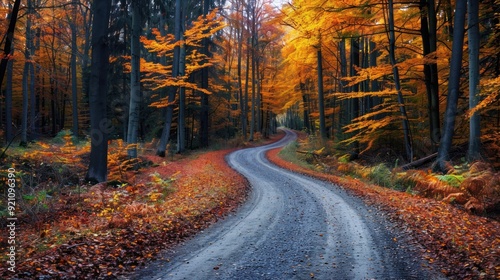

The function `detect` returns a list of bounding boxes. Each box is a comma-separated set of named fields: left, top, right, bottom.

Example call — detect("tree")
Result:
left=200, top=0, right=212, bottom=147
left=467, top=0, right=481, bottom=161
left=156, top=0, right=182, bottom=157
left=0, top=0, right=20, bottom=91
left=316, top=40, right=327, bottom=139
left=0, top=0, right=21, bottom=144
left=86, top=0, right=112, bottom=183
left=70, top=0, right=80, bottom=140
left=143, top=4, right=224, bottom=155
left=21, top=0, right=36, bottom=147
left=127, top=0, right=142, bottom=159
left=420, top=0, right=440, bottom=148
left=386, top=0, right=414, bottom=161
left=435, top=0, right=467, bottom=173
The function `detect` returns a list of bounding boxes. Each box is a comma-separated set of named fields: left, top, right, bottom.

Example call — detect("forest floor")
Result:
left=266, top=132, right=500, bottom=279
left=1, top=130, right=499, bottom=279
left=0, top=134, right=280, bottom=279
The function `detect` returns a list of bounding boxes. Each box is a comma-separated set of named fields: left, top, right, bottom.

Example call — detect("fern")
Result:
left=435, top=174, right=465, bottom=188
left=367, top=163, right=392, bottom=187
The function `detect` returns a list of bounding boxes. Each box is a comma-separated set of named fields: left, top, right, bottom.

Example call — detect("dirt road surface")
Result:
left=130, top=130, right=443, bottom=280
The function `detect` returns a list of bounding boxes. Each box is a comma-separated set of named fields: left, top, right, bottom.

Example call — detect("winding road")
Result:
left=131, top=129, right=443, bottom=280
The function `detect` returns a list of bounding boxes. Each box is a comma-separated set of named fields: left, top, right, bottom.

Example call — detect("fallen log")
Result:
left=401, top=152, right=437, bottom=170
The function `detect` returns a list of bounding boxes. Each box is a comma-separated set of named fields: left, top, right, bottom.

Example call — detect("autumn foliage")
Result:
left=269, top=136, right=500, bottom=279
left=0, top=140, right=248, bottom=278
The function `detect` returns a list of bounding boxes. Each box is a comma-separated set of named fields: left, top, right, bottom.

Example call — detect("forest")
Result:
left=1, top=0, right=500, bottom=179
left=1, top=0, right=500, bottom=278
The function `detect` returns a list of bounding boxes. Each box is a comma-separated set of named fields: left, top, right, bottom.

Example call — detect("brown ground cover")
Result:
left=267, top=147, right=500, bottom=279
left=1, top=145, right=251, bottom=279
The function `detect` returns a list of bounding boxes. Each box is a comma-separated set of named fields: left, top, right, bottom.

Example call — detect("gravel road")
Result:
left=130, top=129, right=444, bottom=280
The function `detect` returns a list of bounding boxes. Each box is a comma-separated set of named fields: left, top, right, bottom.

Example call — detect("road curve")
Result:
left=130, top=129, right=442, bottom=280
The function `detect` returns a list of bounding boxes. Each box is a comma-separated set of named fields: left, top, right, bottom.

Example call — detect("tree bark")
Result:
left=177, top=35, right=186, bottom=153
left=338, top=39, right=348, bottom=135
left=317, top=46, right=327, bottom=140
left=244, top=11, right=251, bottom=140
left=420, top=0, right=441, bottom=148
left=435, top=0, right=467, bottom=172
left=127, top=0, right=142, bottom=159
left=21, top=59, right=29, bottom=146
left=0, top=0, right=21, bottom=89
left=1, top=0, right=21, bottom=144
left=301, top=82, right=311, bottom=134
left=70, top=0, right=79, bottom=140
left=21, top=0, right=34, bottom=147
left=350, top=38, right=360, bottom=156
left=236, top=1, right=246, bottom=138
left=199, top=0, right=211, bottom=147
left=249, top=0, right=257, bottom=141
left=388, top=0, right=414, bottom=162
left=5, top=56, right=13, bottom=143
left=157, top=0, right=182, bottom=157
left=86, top=0, right=112, bottom=183
left=467, top=0, right=481, bottom=161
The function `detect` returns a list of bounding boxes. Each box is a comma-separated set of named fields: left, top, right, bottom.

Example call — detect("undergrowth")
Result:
left=282, top=135, right=500, bottom=216
left=0, top=132, right=251, bottom=279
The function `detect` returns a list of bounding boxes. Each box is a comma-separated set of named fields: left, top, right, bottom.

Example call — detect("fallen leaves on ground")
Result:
left=0, top=148, right=249, bottom=279
left=267, top=148, right=500, bottom=279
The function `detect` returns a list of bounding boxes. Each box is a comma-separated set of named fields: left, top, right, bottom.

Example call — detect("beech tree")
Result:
left=0, top=0, right=21, bottom=144
left=127, top=0, right=143, bottom=159
left=138, top=7, right=223, bottom=156
left=467, top=0, right=480, bottom=161
left=420, top=0, right=440, bottom=148
left=156, top=0, right=182, bottom=157
left=86, top=0, right=112, bottom=183
left=386, top=0, right=414, bottom=161
left=435, top=0, right=467, bottom=172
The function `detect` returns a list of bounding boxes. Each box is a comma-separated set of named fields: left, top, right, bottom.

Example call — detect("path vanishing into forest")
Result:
left=130, top=129, right=444, bottom=280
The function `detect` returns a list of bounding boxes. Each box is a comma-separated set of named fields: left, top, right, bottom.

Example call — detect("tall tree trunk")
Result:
left=21, top=0, right=34, bottom=147
left=29, top=50, right=35, bottom=139
left=249, top=44, right=256, bottom=141
left=236, top=2, right=246, bottom=138
left=21, top=61, right=29, bottom=146
left=301, top=82, right=310, bottom=134
left=70, top=0, right=79, bottom=140
left=1, top=0, right=21, bottom=144
left=420, top=0, right=441, bottom=148
left=467, top=0, right=481, bottom=161
left=435, top=0, right=467, bottom=172
left=127, top=0, right=142, bottom=159
left=86, top=0, right=112, bottom=183
left=81, top=6, right=92, bottom=107
left=199, top=0, right=211, bottom=147
left=369, top=40, right=381, bottom=112
left=388, top=0, right=414, bottom=161
left=256, top=61, right=262, bottom=134
left=157, top=0, right=182, bottom=157
left=428, top=0, right=440, bottom=145
left=350, top=38, right=360, bottom=156
left=177, top=35, right=186, bottom=153
left=317, top=45, right=327, bottom=140
left=339, top=39, right=348, bottom=136
left=0, top=0, right=21, bottom=89
left=244, top=22, right=251, bottom=140
left=5, top=55, right=13, bottom=143
left=249, top=0, right=257, bottom=141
